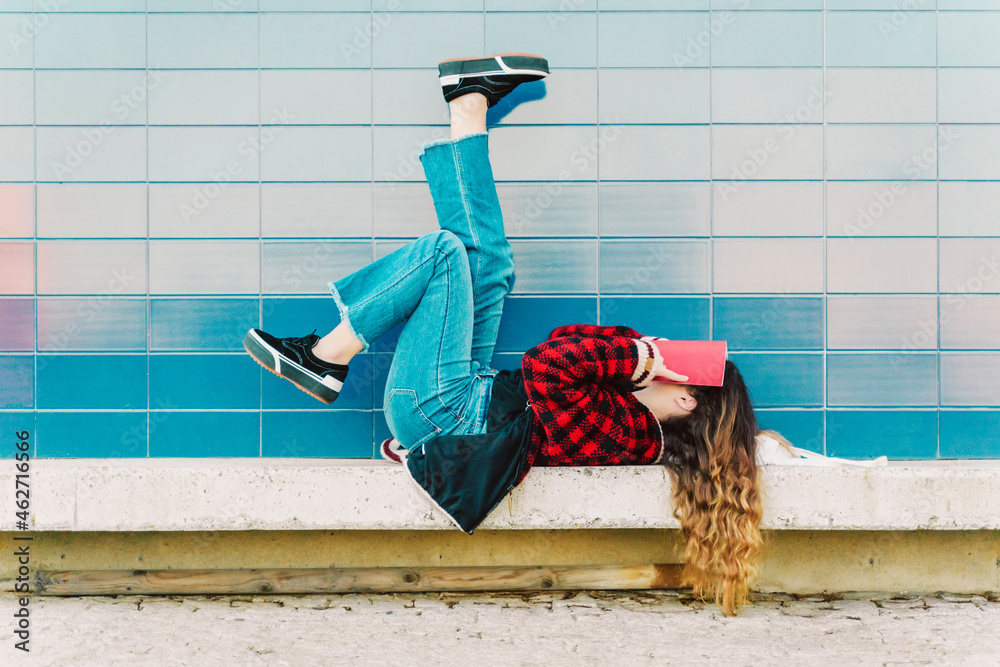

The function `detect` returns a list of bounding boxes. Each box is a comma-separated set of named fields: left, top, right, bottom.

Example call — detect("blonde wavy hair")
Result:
left=658, top=361, right=792, bottom=616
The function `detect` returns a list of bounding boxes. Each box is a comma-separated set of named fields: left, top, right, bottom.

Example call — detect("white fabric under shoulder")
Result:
left=755, top=433, right=888, bottom=467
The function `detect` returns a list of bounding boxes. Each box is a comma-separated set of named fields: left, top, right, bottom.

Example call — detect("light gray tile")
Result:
left=711, top=68, right=823, bottom=124
left=264, top=184, right=374, bottom=238
left=264, top=127, right=372, bottom=182
left=35, top=70, right=149, bottom=125
left=373, top=69, right=448, bottom=125
left=261, top=12, right=375, bottom=68
left=149, top=127, right=260, bottom=183
left=715, top=0, right=822, bottom=6
left=0, top=185, right=33, bottom=238
left=149, top=0, right=256, bottom=8
left=825, top=11, right=936, bottom=67
left=488, top=0, right=591, bottom=8
left=149, top=184, right=259, bottom=238
left=37, top=298, right=146, bottom=351
left=0, top=14, right=34, bottom=68
left=828, top=353, right=937, bottom=406
left=600, top=69, right=709, bottom=124
left=600, top=240, right=709, bottom=294
left=508, top=240, right=597, bottom=293
left=38, top=184, right=147, bottom=238
left=600, top=0, right=707, bottom=7
left=0, top=127, right=33, bottom=181
left=827, top=296, right=938, bottom=350
left=825, top=125, right=939, bottom=181
left=34, top=13, right=145, bottom=68
left=600, top=183, right=710, bottom=237
left=713, top=238, right=823, bottom=293
left=941, top=295, right=1000, bottom=349
left=36, top=127, right=146, bottom=182
left=0, top=242, right=33, bottom=294
left=148, top=70, right=258, bottom=125
left=372, top=13, right=484, bottom=68
left=598, top=11, right=710, bottom=68
left=824, top=68, right=935, bottom=123
left=381, top=0, right=478, bottom=8
left=498, top=183, right=598, bottom=238
left=373, top=126, right=450, bottom=183
left=713, top=181, right=823, bottom=236
left=601, top=125, right=710, bottom=180
left=941, top=354, right=1000, bottom=406
left=36, top=240, right=146, bottom=295
left=496, top=69, right=597, bottom=126
left=827, top=238, right=937, bottom=293
left=710, top=11, right=823, bottom=67
left=491, top=126, right=601, bottom=182
left=373, top=183, right=439, bottom=238
left=149, top=241, right=260, bottom=295
left=826, top=181, right=936, bottom=237
left=0, top=70, right=32, bottom=123
left=148, top=13, right=257, bottom=68
left=939, top=182, right=1000, bottom=236
left=486, top=12, right=596, bottom=68
left=262, top=70, right=372, bottom=126
left=940, top=239, right=1000, bottom=294
left=263, top=241, right=372, bottom=295
left=712, top=125, right=822, bottom=180
left=938, top=68, right=1000, bottom=123
left=939, top=11, right=1000, bottom=66
left=828, top=0, right=934, bottom=6
left=938, top=125, right=1000, bottom=180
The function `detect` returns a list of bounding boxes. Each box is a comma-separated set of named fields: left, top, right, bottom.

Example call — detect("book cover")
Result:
left=650, top=340, right=728, bottom=387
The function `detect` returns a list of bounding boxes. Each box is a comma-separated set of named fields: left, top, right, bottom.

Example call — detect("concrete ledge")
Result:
left=3, top=458, right=999, bottom=532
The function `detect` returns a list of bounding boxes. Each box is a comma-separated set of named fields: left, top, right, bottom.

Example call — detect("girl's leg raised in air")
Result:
left=242, top=54, right=548, bottom=452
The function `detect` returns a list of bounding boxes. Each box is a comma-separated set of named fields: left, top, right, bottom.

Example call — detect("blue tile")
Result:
left=262, top=297, right=341, bottom=337
left=938, top=11, right=1000, bottom=66
left=148, top=13, right=258, bottom=68
left=37, top=354, right=146, bottom=410
left=825, top=11, right=936, bottom=67
left=489, top=353, right=524, bottom=372
left=373, top=410, right=391, bottom=457
left=371, top=13, right=483, bottom=68
left=728, top=353, right=823, bottom=408
left=263, top=353, right=373, bottom=410
left=826, top=410, right=937, bottom=460
left=37, top=412, right=148, bottom=458
left=940, top=411, right=1000, bottom=458
left=262, top=411, right=373, bottom=457
left=828, top=353, right=937, bottom=407
left=0, top=412, right=33, bottom=459
left=755, top=410, right=825, bottom=454
left=151, top=298, right=259, bottom=351
left=149, top=412, right=260, bottom=457
left=373, top=353, right=391, bottom=408
left=486, top=11, right=597, bottom=68
left=599, top=296, right=710, bottom=341
left=0, top=298, right=33, bottom=351
left=261, top=12, right=374, bottom=68
left=714, top=298, right=823, bottom=351
left=34, top=13, right=146, bottom=68
left=0, top=355, right=32, bottom=408
left=495, top=297, right=598, bottom=353
left=599, top=11, right=710, bottom=67
left=599, top=240, right=710, bottom=294
left=150, top=354, right=260, bottom=410
left=509, top=240, right=597, bottom=294
left=371, top=321, right=404, bottom=354
left=711, top=11, right=823, bottom=67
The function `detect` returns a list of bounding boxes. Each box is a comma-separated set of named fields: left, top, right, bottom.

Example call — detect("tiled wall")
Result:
left=2, top=1, right=999, bottom=460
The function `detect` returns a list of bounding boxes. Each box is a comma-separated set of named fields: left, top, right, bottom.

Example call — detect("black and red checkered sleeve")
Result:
left=520, top=334, right=662, bottom=466
left=546, top=323, right=643, bottom=341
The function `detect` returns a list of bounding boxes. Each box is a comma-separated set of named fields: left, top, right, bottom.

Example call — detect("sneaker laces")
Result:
left=287, top=329, right=319, bottom=349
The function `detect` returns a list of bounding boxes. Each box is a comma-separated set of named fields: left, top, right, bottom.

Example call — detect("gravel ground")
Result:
left=2, top=590, right=999, bottom=666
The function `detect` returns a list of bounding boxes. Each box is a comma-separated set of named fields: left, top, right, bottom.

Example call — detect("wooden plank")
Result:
left=35, top=564, right=684, bottom=596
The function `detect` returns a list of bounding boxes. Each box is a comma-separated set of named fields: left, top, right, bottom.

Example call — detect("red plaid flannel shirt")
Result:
left=517, top=323, right=664, bottom=476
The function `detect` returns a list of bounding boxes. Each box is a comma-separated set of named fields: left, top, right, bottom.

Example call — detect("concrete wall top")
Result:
left=4, top=459, right=999, bottom=533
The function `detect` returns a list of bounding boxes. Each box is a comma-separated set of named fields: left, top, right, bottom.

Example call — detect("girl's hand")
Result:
left=650, top=357, right=689, bottom=383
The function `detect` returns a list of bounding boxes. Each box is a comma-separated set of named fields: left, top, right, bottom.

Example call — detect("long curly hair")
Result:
left=658, top=359, right=763, bottom=616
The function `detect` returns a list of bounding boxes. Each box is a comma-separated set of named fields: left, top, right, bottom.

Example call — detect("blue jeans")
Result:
left=328, top=131, right=515, bottom=452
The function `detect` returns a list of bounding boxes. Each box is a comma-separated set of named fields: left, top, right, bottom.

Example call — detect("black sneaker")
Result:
left=243, top=328, right=348, bottom=405
left=439, top=52, right=549, bottom=108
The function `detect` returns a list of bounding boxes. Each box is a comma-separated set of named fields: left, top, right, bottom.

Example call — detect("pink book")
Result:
left=650, top=340, right=728, bottom=387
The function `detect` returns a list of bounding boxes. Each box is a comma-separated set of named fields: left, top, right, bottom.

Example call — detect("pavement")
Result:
left=2, top=590, right=998, bottom=666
